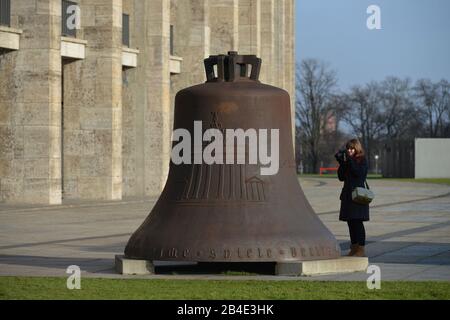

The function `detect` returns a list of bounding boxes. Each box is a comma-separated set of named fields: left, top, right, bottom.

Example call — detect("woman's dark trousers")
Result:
left=347, top=220, right=366, bottom=246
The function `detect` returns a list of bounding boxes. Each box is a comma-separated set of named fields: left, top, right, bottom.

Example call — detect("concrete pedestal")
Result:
left=275, top=257, right=369, bottom=276
left=115, top=255, right=369, bottom=276
left=115, top=255, right=155, bottom=275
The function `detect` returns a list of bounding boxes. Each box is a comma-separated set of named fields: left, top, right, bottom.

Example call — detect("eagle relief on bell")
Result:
left=124, top=51, right=341, bottom=263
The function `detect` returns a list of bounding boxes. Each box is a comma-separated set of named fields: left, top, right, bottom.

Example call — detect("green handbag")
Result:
left=352, top=181, right=374, bottom=205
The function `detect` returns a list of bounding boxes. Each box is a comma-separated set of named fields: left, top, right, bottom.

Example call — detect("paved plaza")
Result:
left=0, top=178, right=449, bottom=281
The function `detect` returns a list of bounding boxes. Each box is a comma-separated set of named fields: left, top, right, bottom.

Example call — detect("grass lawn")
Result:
left=383, top=178, right=450, bottom=186
left=299, top=174, right=382, bottom=179
left=1, top=277, right=449, bottom=300
left=298, top=174, right=450, bottom=186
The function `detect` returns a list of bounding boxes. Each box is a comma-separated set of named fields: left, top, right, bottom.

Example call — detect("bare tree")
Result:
left=413, top=79, right=450, bottom=138
left=295, top=60, right=450, bottom=175
left=433, top=79, right=450, bottom=137
left=295, top=59, right=338, bottom=173
left=378, top=77, right=416, bottom=139
left=340, top=82, right=384, bottom=168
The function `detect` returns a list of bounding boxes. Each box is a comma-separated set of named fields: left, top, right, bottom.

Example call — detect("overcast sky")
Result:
left=296, top=0, right=450, bottom=91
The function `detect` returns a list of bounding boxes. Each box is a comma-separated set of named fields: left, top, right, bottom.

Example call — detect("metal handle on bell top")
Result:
left=204, top=51, right=261, bottom=82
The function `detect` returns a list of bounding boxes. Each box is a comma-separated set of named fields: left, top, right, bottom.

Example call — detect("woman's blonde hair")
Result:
left=346, top=139, right=365, bottom=159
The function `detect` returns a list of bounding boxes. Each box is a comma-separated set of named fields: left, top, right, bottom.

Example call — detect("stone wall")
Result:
left=415, top=139, right=450, bottom=178
left=62, top=0, right=123, bottom=200
left=209, top=0, right=239, bottom=54
left=0, top=0, right=62, bottom=204
left=238, top=0, right=260, bottom=56
left=123, top=0, right=172, bottom=198
left=0, top=0, right=295, bottom=204
left=121, top=0, right=137, bottom=197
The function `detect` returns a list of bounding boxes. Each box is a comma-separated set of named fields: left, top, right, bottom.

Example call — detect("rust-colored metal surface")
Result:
left=124, top=52, right=341, bottom=262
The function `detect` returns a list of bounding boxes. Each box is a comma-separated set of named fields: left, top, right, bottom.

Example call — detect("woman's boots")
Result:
left=347, top=244, right=358, bottom=256
left=353, top=245, right=366, bottom=257
left=347, top=244, right=366, bottom=257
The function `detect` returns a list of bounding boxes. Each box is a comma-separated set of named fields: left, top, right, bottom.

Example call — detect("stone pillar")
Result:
left=131, top=0, right=171, bottom=197
left=238, top=0, right=260, bottom=56
left=169, top=0, right=210, bottom=171
left=62, top=0, right=123, bottom=200
left=0, top=0, right=62, bottom=204
left=285, top=0, right=296, bottom=142
left=121, top=0, right=137, bottom=197
left=273, top=0, right=286, bottom=89
left=259, top=0, right=275, bottom=84
left=209, top=0, right=239, bottom=54
left=170, top=0, right=210, bottom=87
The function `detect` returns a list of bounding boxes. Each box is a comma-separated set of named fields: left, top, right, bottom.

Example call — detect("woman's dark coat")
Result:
left=338, top=156, right=370, bottom=221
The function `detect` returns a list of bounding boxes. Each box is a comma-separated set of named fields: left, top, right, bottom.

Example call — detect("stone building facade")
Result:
left=0, top=0, right=295, bottom=205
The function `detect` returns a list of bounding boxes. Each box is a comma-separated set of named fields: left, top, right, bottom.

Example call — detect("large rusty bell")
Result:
left=125, top=52, right=341, bottom=263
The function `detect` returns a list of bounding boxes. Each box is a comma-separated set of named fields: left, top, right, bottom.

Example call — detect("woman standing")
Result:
left=335, top=139, right=369, bottom=257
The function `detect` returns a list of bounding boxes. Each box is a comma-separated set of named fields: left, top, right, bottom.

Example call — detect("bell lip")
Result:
left=124, top=243, right=342, bottom=263
left=122, top=255, right=342, bottom=263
